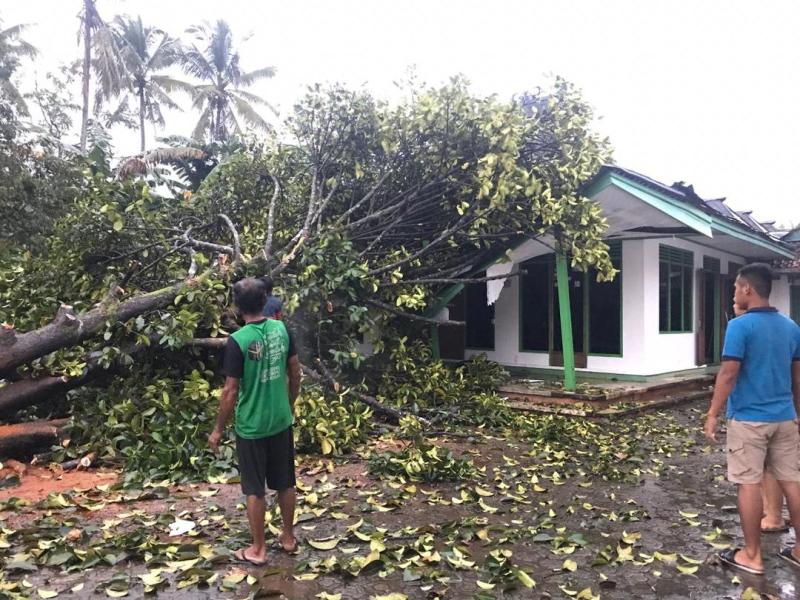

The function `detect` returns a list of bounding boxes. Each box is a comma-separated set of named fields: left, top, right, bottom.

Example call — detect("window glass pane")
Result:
left=659, top=261, right=669, bottom=331
left=670, top=264, right=683, bottom=331
left=589, top=268, right=621, bottom=354
left=520, top=259, right=550, bottom=351
left=791, top=287, right=800, bottom=325
left=682, top=266, right=693, bottom=332
left=465, top=279, right=494, bottom=349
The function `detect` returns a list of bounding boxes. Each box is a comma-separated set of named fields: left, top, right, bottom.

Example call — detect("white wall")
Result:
left=466, top=237, right=751, bottom=377
left=772, top=275, right=792, bottom=316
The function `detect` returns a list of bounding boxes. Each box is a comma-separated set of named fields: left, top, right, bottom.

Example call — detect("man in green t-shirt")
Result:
left=208, top=278, right=301, bottom=566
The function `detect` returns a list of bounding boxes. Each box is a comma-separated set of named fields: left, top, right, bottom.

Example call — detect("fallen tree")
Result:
left=0, top=77, right=616, bottom=464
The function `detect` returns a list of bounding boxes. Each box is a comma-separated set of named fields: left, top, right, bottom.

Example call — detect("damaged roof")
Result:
left=595, top=165, right=788, bottom=246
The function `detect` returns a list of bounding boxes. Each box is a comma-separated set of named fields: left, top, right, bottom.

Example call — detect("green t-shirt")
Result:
left=222, top=319, right=295, bottom=438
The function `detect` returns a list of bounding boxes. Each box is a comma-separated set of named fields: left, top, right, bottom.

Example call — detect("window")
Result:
left=589, top=242, right=622, bottom=354
left=703, top=256, right=720, bottom=273
left=791, top=286, right=800, bottom=326
left=520, top=257, right=551, bottom=351
left=465, top=278, right=494, bottom=349
left=659, top=245, right=693, bottom=332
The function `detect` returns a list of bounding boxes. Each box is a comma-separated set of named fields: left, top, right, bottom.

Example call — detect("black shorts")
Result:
left=236, top=426, right=296, bottom=497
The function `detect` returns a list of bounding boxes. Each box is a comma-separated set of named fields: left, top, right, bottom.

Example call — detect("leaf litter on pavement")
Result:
left=0, top=404, right=769, bottom=599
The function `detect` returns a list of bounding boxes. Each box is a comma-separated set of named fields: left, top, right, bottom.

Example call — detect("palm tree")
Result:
left=112, top=16, right=193, bottom=151
left=181, top=20, right=275, bottom=142
left=0, top=19, right=38, bottom=115
left=78, top=0, right=127, bottom=155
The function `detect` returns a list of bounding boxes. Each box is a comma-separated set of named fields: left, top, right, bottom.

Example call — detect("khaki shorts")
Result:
left=726, top=419, right=800, bottom=484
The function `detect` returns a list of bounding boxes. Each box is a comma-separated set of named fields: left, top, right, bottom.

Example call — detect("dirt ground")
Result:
left=1, top=400, right=799, bottom=599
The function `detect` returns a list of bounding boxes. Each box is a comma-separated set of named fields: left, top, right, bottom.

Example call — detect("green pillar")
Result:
left=555, top=253, right=577, bottom=391
left=430, top=324, right=440, bottom=360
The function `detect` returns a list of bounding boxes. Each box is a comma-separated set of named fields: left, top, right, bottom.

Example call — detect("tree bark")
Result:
left=0, top=278, right=201, bottom=375
left=0, top=419, right=69, bottom=458
left=1, top=332, right=198, bottom=418
left=0, top=375, right=72, bottom=417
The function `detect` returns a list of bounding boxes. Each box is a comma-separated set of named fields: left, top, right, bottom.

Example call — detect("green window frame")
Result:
left=659, top=245, right=694, bottom=333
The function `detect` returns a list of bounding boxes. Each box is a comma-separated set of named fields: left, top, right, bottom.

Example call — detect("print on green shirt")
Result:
left=231, top=319, right=293, bottom=438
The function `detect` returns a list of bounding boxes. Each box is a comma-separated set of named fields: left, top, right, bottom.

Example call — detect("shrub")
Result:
left=374, top=339, right=512, bottom=427
left=59, top=367, right=237, bottom=487
left=293, top=385, right=373, bottom=455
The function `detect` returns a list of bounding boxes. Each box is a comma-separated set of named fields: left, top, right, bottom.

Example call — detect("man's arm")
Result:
left=703, top=360, right=741, bottom=442
left=208, top=376, right=239, bottom=453
left=287, top=355, right=301, bottom=414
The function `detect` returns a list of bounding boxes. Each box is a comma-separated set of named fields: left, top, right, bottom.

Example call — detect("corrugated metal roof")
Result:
left=594, top=165, right=786, bottom=249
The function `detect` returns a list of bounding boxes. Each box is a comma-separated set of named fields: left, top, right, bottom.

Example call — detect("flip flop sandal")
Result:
left=762, top=520, right=791, bottom=533
left=717, top=548, right=764, bottom=576
left=233, top=547, right=268, bottom=566
left=778, top=547, right=800, bottom=569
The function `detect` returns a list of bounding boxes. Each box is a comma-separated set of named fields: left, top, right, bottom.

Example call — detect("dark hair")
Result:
left=259, top=275, right=274, bottom=294
left=738, top=263, right=773, bottom=298
left=233, top=277, right=267, bottom=314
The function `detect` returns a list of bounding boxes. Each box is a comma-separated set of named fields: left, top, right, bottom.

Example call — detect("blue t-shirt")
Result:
left=723, top=307, right=800, bottom=422
left=263, top=295, right=283, bottom=319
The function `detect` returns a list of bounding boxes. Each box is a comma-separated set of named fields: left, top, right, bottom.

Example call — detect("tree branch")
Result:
left=307, top=359, right=429, bottom=425
left=385, top=270, right=525, bottom=286
left=218, top=213, right=241, bottom=265
left=263, top=174, right=280, bottom=261
left=365, top=298, right=464, bottom=326
left=0, top=277, right=206, bottom=375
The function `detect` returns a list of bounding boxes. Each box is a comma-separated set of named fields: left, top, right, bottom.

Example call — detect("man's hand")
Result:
left=703, top=414, right=719, bottom=443
left=208, top=428, right=223, bottom=454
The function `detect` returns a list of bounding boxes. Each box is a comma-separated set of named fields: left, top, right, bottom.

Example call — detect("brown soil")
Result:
left=0, top=465, right=117, bottom=503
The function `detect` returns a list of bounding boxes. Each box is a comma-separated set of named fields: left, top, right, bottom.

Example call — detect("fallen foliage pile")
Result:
left=0, top=405, right=749, bottom=600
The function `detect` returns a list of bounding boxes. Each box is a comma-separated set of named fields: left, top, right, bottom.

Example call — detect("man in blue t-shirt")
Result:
left=259, top=276, right=283, bottom=319
left=704, top=263, right=800, bottom=575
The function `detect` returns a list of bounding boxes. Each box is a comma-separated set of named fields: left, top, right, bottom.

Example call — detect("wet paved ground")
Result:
left=2, top=399, right=800, bottom=599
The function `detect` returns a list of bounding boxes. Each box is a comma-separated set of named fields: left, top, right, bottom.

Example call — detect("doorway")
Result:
left=696, top=257, right=723, bottom=365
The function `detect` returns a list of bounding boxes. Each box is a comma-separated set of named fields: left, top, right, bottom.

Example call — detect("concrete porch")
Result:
left=499, top=371, right=714, bottom=417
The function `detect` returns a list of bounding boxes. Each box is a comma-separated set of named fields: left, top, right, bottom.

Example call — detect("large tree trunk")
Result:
left=0, top=279, right=200, bottom=376
left=0, top=375, right=73, bottom=417
left=0, top=419, right=69, bottom=458
left=79, top=0, right=92, bottom=155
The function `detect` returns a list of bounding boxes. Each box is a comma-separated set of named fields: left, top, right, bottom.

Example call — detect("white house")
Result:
left=433, top=166, right=799, bottom=381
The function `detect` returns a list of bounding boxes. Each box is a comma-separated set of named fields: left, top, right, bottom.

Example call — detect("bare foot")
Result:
left=235, top=545, right=267, bottom=566
left=278, top=531, right=299, bottom=553
left=761, top=516, right=787, bottom=530
left=734, top=548, right=764, bottom=572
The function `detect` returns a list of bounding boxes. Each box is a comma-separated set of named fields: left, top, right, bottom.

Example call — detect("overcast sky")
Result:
left=5, top=0, right=799, bottom=227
